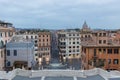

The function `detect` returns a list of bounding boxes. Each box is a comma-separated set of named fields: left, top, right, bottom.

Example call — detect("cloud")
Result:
left=0, top=0, right=120, bottom=29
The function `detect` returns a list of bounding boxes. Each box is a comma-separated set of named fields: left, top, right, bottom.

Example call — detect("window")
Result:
left=77, top=50, right=79, bottom=52
left=26, top=36, right=28, bottom=39
left=73, top=50, right=75, bottom=52
left=114, top=49, right=119, bottom=54
left=1, top=33, right=2, bottom=37
left=69, top=46, right=71, bottom=48
left=7, top=50, right=10, bottom=56
left=47, top=35, right=48, bottom=37
left=35, top=49, right=38, bottom=51
left=31, top=36, right=33, bottom=39
left=73, top=34, right=75, bottom=36
left=47, top=39, right=48, bottom=41
left=35, top=44, right=38, bottom=47
left=108, top=49, right=112, bottom=54
left=103, top=49, right=106, bottom=53
left=35, top=53, right=37, bottom=56
left=99, top=33, right=102, bottom=37
left=99, top=48, right=102, bottom=52
left=73, top=46, right=75, bottom=48
left=35, top=40, right=37, bottom=43
left=69, top=42, right=71, bottom=44
left=113, top=59, right=119, bottom=64
left=7, top=61, right=11, bottom=66
left=69, top=34, right=71, bottom=36
left=43, top=35, right=44, bottom=37
left=103, top=40, right=106, bottom=44
left=103, top=33, right=106, bottom=36
left=43, top=39, right=44, bottom=42
left=99, top=40, right=102, bottom=44
left=77, top=34, right=79, bottom=36
left=73, top=42, right=75, bottom=44
left=35, top=36, right=37, bottom=39
left=108, top=59, right=111, bottom=64
left=69, top=50, right=71, bottom=52
left=88, top=35, right=90, bottom=38
left=69, top=54, right=71, bottom=56
left=77, top=46, right=79, bottom=48
left=14, top=50, right=17, bottom=56
left=77, top=42, right=79, bottom=44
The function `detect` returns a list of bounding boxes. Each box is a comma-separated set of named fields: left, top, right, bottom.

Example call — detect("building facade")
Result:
left=58, top=30, right=81, bottom=60
left=0, top=20, right=15, bottom=70
left=81, top=29, right=120, bottom=70
left=38, top=32, right=51, bottom=65
left=15, top=34, right=38, bottom=61
left=6, top=36, right=34, bottom=70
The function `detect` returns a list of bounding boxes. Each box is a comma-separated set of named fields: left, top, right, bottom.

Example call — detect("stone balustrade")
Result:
left=0, top=68, right=120, bottom=80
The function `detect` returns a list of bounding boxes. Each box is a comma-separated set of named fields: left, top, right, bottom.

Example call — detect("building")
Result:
left=81, top=30, right=120, bottom=70
left=58, top=30, right=81, bottom=60
left=0, top=20, right=15, bottom=71
left=0, top=45, right=5, bottom=71
left=6, top=36, right=34, bottom=70
left=15, top=34, right=38, bottom=61
left=38, top=32, right=51, bottom=65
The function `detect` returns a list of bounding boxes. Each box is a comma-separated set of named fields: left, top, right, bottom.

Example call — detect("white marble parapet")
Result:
left=0, top=68, right=120, bottom=80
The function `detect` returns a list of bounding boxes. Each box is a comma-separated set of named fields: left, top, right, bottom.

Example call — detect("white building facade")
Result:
left=15, top=34, right=38, bottom=61
left=58, top=30, right=81, bottom=59
left=6, top=36, right=34, bottom=70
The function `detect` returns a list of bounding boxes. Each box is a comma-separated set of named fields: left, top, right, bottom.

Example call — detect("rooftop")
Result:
left=6, top=36, right=34, bottom=48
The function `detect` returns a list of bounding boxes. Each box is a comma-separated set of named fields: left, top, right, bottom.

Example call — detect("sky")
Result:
left=0, top=0, right=120, bottom=29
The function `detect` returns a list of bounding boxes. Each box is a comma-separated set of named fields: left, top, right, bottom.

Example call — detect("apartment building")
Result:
left=38, top=32, right=51, bottom=65
left=81, top=30, right=120, bottom=70
left=0, top=20, right=15, bottom=70
left=58, top=30, right=81, bottom=60
left=6, top=36, right=34, bottom=70
left=16, top=34, right=38, bottom=61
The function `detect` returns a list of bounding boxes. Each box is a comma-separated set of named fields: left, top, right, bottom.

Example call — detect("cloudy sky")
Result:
left=0, top=0, right=120, bottom=29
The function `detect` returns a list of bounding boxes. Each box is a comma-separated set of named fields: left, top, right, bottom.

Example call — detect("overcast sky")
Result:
left=0, top=0, right=120, bottom=29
